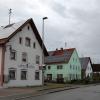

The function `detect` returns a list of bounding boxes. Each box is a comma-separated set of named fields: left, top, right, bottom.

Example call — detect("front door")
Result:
left=47, top=74, right=52, bottom=82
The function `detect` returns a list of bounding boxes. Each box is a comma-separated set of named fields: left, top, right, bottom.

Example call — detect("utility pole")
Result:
left=42, top=17, right=48, bottom=85
left=9, top=8, right=12, bottom=25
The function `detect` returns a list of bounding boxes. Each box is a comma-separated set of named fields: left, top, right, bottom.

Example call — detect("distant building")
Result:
left=0, top=18, right=48, bottom=87
left=44, top=48, right=81, bottom=83
left=92, top=64, right=100, bottom=80
left=80, top=57, right=93, bottom=79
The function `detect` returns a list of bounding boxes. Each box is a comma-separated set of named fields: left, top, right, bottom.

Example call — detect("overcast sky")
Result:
left=0, top=0, right=100, bottom=63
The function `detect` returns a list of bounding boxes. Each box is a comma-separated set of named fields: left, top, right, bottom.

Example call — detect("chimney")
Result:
left=61, top=48, right=63, bottom=51
left=56, top=48, right=58, bottom=51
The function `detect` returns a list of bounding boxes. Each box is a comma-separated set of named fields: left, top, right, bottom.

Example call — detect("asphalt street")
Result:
left=23, top=85, right=100, bottom=100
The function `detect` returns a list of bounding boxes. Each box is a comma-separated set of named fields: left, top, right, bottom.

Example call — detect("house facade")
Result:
left=80, top=57, right=93, bottom=79
left=44, top=48, right=81, bottom=83
left=0, top=18, right=48, bottom=87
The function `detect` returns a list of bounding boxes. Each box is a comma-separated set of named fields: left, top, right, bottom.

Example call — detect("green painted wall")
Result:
left=44, top=49, right=81, bottom=82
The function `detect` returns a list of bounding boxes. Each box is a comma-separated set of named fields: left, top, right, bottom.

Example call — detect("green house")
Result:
left=44, top=48, right=81, bottom=83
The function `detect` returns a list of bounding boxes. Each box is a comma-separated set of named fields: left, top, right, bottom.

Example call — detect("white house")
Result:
left=0, top=18, right=48, bottom=87
left=80, top=57, right=93, bottom=79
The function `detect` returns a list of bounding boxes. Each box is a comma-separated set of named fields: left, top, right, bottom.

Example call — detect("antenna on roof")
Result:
left=8, top=8, right=12, bottom=25
left=65, top=42, right=67, bottom=49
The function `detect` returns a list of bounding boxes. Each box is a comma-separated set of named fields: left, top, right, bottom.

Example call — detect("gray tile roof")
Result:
left=0, top=20, right=26, bottom=39
left=80, top=57, right=92, bottom=70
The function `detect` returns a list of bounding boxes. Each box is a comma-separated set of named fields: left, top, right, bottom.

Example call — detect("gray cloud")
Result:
left=0, top=0, right=100, bottom=63
left=51, top=1, right=67, bottom=17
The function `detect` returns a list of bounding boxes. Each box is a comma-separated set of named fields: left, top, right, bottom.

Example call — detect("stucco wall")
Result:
left=68, top=49, right=81, bottom=80
left=3, top=23, right=43, bottom=87
left=85, top=62, right=93, bottom=77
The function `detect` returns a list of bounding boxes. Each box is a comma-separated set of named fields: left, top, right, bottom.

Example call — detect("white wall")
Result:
left=0, top=47, right=2, bottom=75
left=3, top=23, right=43, bottom=87
left=85, top=61, right=93, bottom=77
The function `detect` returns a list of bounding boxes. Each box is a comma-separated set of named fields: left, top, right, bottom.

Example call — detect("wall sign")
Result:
left=18, top=63, right=35, bottom=68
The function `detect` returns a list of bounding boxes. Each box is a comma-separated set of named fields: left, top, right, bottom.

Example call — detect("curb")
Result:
left=15, top=86, right=79, bottom=100
left=0, top=84, right=99, bottom=100
left=15, top=84, right=100, bottom=100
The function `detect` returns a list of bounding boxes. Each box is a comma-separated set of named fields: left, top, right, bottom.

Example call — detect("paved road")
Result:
left=24, top=85, right=100, bottom=100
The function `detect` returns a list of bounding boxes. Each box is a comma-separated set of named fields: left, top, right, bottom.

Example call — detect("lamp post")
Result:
left=42, top=17, right=48, bottom=85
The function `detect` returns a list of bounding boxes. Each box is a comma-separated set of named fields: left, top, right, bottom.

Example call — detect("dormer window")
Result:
left=25, top=37, right=31, bottom=47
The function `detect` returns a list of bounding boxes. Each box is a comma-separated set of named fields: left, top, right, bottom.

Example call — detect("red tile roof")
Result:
left=52, top=48, right=75, bottom=56
left=45, top=48, right=75, bottom=64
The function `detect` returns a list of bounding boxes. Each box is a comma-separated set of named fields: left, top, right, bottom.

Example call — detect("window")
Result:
left=27, top=26, right=30, bottom=30
left=19, top=37, right=22, bottom=44
left=36, top=55, right=40, bottom=64
left=48, top=66, right=51, bottom=70
left=25, top=37, right=31, bottom=47
left=76, top=66, right=77, bottom=70
left=10, top=50, right=16, bottom=60
left=57, top=65, right=63, bottom=69
left=21, top=70, right=27, bottom=80
left=73, top=58, right=74, bottom=62
left=57, top=74, right=63, bottom=79
left=22, top=52, right=28, bottom=62
left=78, top=66, right=80, bottom=70
left=35, top=71, right=40, bottom=80
left=73, top=65, right=74, bottom=70
left=43, top=66, right=46, bottom=70
left=70, top=65, right=72, bottom=69
left=76, top=74, right=77, bottom=79
left=33, top=42, right=36, bottom=48
left=90, top=67, right=91, bottom=71
left=9, top=69, right=16, bottom=80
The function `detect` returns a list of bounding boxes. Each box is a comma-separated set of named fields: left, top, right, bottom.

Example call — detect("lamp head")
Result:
left=43, top=17, right=48, bottom=20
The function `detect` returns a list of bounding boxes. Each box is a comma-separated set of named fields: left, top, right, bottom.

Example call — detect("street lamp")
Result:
left=42, top=17, right=48, bottom=85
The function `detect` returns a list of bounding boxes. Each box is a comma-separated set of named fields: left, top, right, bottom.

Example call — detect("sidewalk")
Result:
left=0, top=83, right=68, bottom=97
left=0, top=83, right=98, bottom=100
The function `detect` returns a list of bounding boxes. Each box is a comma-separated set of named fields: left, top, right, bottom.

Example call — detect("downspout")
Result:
left=0, top=45, right=5, bottom=86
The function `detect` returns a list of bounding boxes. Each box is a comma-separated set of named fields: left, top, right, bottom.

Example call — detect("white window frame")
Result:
left=9, top=68, right=16, bottom=80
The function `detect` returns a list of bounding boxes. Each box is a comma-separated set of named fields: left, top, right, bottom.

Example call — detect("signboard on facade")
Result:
left=18, top=63, right=35, bottom=69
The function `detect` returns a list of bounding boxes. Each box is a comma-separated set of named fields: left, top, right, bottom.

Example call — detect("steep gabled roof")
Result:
left=45, top=48, right=75, bottom=64
left=0, top=18, right=48, bottom=56
left=80, top=57, right=92, bottom=70
left=92, top=64, right=100, bottom=72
